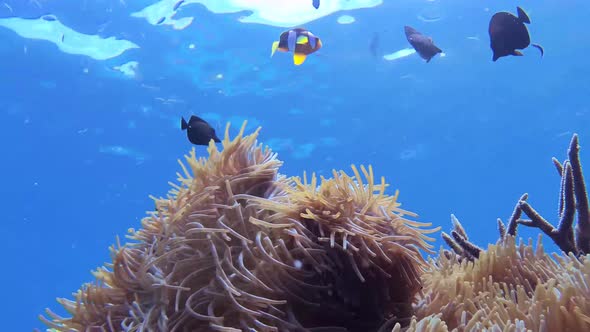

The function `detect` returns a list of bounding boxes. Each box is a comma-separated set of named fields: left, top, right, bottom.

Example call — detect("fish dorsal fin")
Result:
left=271, top=41, right=279, bottom=57
left=296, top=35, right=309, bottom=44
left=516, top=6, right=531, bottom=24
left=190, top=115, right=207, bottom=124
left=293, top=53, right=307, bottom=65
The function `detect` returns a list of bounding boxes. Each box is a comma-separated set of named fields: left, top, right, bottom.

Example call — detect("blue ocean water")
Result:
left=1, top=0, right=588, bottom=330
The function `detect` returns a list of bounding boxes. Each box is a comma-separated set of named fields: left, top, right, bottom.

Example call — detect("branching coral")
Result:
left=40, top=122, right=440, bottom=332
left=427, top=133, right=590, bottom=332
left=518, top=134, right=590, bottom=255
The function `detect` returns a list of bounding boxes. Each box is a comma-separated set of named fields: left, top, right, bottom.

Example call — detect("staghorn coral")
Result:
left=423, top=133, right=590, bottom=332
left=40, top=122, right=439, bottom=332
left=518, top=134, right=590, bottom=255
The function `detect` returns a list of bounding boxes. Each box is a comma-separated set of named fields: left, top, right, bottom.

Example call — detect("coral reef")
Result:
left=40, top=128, right=590, bottom=332
left=428, top=133, right=590, bottom=332
left=40, top=122, right=439, bottom=332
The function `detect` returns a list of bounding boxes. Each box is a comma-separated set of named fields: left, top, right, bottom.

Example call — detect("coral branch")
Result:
left=441, top=215, right=482, bottom=261
left=569, top=134, right=590, bottom=253
left=517, top=133, right=590, bottom=255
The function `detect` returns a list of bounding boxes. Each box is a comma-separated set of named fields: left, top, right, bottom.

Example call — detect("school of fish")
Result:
left=181, top=5, right=543, bottom=146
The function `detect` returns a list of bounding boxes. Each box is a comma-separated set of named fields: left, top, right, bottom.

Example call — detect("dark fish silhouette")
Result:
left=404, top=26, right=442, bottom=62
left=488, top=6, right=544, bottom=61
left=173, top=0, right=185, bottom=11
left=312, top=0, right=320, bottom=9
left=271, top=28, right=322, bottom=65
left=369, top=32, right=380, bottom=57
left=181, top=115, right=221, bottom=146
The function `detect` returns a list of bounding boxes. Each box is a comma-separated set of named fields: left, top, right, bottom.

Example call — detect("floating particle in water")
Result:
left=337, top=15, right=355, bottom=24
left=188, top=43, right=195, bottom=49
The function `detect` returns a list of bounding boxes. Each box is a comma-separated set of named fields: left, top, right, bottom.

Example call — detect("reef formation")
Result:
left=41, top=124, right=590, bottom=332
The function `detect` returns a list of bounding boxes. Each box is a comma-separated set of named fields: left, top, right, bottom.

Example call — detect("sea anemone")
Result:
left=40, top=122, right=440, bottom=332
left=408, top=235, right=590, bottom=331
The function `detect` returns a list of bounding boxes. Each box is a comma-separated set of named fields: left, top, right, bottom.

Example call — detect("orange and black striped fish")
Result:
left=271, top=28, right=322, bottom=65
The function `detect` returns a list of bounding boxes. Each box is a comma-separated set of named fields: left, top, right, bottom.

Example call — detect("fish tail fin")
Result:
left=271, top=41, right=279, bottom=57
left=516, top=6, right=531, bottom=24
left=532, top=43, right=544, bottom=57
left=181, top=117, right=188, bottom=130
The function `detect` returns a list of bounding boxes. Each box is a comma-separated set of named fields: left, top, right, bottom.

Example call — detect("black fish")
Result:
left=404, top=26, right=442, bottom=62
left=312, top=0, right=320, bottom=9
left=156, top=17, right=165, bottom=25
left=181, top=116, right=221, bottom=146
left=173, top=0, right=185, bottom=11
left=488, top=6, right=544, bottom=61
left=369, top=32, right=379, bottom=57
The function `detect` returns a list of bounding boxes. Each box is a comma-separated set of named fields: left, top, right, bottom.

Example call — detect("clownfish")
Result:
left=271, top=28, right=322, bottom=65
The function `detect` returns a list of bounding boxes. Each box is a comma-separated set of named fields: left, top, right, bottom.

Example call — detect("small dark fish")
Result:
left=60, top=34, right=64, bottom=42
left=156, top=17, right=165, bottom=25
left=271, top=28, right=322, bottom=65
left=369, top=32, right=380, bottom=57
left=173, top=0, right=185, bottom=11
left=312, top=0, right=320, bottom=9
left=181, top=115, right=221, bottom=146
left=40, top=15, right=57, bottom=22
left=488, top=6, right=544, bottom=61
left=404, top=26, right=442, bottom=62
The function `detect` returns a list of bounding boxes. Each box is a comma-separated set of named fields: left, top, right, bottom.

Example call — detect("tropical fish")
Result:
left=173, top=0, right=185, bottom=11
left=181, top=115, right=221, bottom=146
left=271, top=28, right=322, bottom=65
left=488, top=6, right=544, bottom=61
left=369, top=32, right=380, bottom=57
left=312, top=0, right=320, bottom=9
left=404, top=26, right=442, bottom=62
